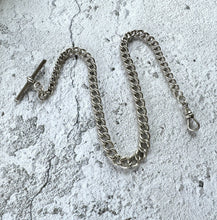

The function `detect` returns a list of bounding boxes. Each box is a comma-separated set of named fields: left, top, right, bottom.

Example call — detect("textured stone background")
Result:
left=0, top=0, right=216, bottom=219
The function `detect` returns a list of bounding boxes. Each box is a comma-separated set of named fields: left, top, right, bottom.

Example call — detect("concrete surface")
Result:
left=0, top=0, right=216, bottom=219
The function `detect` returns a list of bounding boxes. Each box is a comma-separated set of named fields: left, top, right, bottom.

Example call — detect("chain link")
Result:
left=32, top=30, right=200, bottom=168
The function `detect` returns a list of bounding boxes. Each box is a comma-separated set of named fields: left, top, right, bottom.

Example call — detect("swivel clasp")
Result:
left=185, top=108, right=200, bottom=132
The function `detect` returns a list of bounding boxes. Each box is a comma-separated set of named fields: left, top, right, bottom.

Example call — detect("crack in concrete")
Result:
left=69, top=0, right=81, bottom=46
left=66, top=95, right=95, bottom=161
left=48, top=0, right=57, bottom=20
left=113, top=0, right=123, bottom=38
left=74, top=95, right=81, bottom=125
left=69, top=57, right=78, bottom=88
left=67, top=95, right=80, bottom=141
left=28, top=156, right=55, bottom=220
left=67, top=0, right=81, bottom=87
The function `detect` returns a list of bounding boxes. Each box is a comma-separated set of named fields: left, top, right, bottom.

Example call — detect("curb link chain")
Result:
left=19, top=30, right=200, bottom=168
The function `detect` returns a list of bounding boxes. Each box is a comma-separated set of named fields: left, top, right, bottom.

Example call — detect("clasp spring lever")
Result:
left=15, top=60, right=46, bottom=103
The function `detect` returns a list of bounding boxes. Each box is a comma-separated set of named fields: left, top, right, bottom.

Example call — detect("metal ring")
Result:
left=187, top=117, right=200, bottom=132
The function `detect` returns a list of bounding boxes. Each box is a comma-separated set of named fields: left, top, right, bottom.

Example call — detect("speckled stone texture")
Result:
left=0, top=0, right=216, bottom=219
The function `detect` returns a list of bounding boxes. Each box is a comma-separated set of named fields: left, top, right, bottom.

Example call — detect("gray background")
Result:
left=0, top=0, right=216, bottom=219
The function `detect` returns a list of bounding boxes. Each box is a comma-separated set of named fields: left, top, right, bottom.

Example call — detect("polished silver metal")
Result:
left=15, top=59, right=46, bottom=102
left=185, top=108, right=200, bottom=131
left=15, top=30, right=200, bottom=168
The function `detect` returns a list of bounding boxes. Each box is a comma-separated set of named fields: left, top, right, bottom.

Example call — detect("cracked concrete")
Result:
left=69, top=0, right=81, bottom=47
left=0, top=0, right=216, bottom=219
left=28, top=156, right=55, bottom=220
